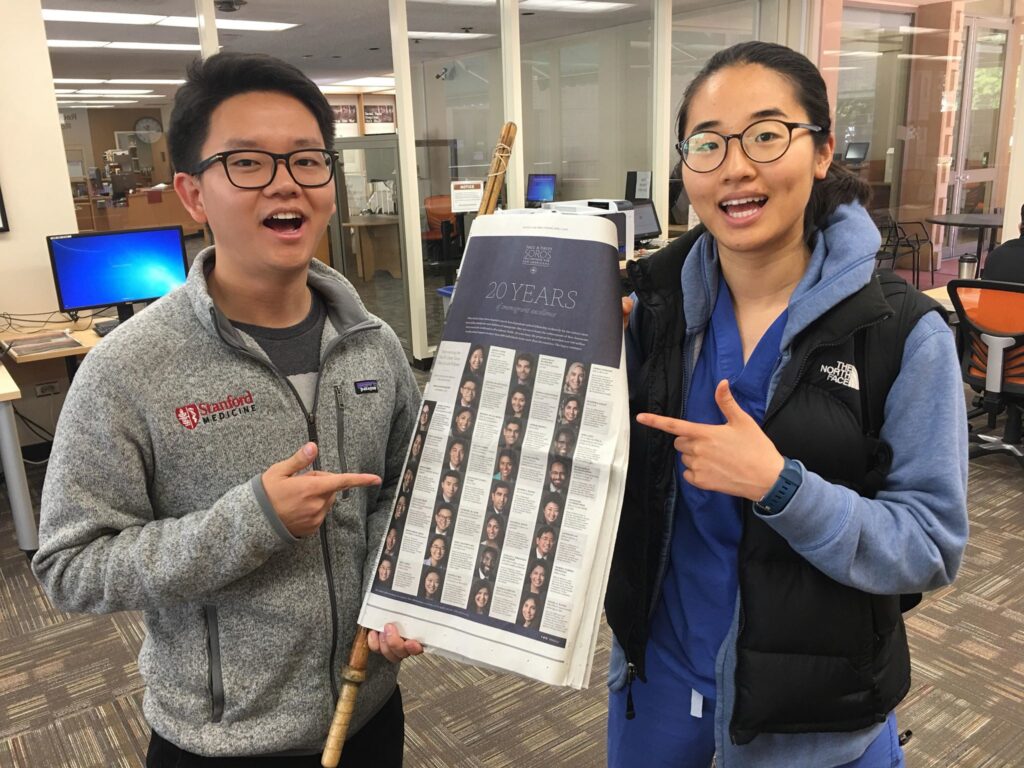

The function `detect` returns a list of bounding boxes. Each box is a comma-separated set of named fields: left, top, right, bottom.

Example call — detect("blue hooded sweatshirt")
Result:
left=616, top=202, right=969, bottom=767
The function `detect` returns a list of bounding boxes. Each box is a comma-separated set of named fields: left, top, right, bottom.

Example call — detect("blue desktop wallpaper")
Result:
left=526, top=174, right=556, bottom=203
left=50, top=228, right=187, bottom=311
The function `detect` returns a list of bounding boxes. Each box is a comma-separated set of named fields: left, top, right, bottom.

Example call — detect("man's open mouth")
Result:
left=263, top=212, right=305, bottom=232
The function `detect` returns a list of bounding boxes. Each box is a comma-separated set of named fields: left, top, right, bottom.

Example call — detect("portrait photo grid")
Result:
left=371, top=342, right=595, bottom=644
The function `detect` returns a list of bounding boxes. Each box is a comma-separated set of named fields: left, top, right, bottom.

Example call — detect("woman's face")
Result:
left=474, top=586, right=490, bottom=609
left=469, top=348, right=484, bottom=372
left=498, top=455, right=514, bottom=480
left=419, top=405, right=431, bottom=427
left=521, top=598, right=536, bottom=622
left=530, top=564, right=545, bottom=590
left=510, top=391, right=526, bottom=415
left=385, top=529, right=397, bottom=550
left=377, top=560, right=392, bottom=581
left=680, top=64, right=832, bottom=264
left=543, top=501, right=560, bottom=524
left=424, top=572, right=439, bottom=595
left=565, top=364, right=585, bottom=392
left=562, top=400, right=578, bottom=422
left=411, top=433, right=423, bottom=457
left=485, top=518, right=500, bottom=541
left=455, top=411, right=472, bottom=433
left=394, top=496, right=406, bottom=518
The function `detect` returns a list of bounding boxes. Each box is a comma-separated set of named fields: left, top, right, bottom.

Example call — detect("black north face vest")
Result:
left=605, top=232, right=942, bottom=744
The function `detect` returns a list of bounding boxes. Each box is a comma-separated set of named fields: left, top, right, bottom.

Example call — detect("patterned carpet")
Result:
left=1, top=393, right=1022, bottom=767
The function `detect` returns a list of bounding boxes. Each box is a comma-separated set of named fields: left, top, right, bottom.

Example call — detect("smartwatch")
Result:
left=754, top=458, right=803, bottom=516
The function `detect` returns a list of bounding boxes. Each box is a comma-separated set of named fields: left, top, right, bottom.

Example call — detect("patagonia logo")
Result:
left=354, top=380, right=380, bottom=394
left=820, top=360, right=860, bottom=390
left=175, top=390, right=257, bottom=430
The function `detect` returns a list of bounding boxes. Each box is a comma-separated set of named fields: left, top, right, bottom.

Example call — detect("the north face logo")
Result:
left=176, top=404, right=201, bottom=430
left=175, top=390, right=256, bottom=430
left=820, top=360, right=860, bottom=390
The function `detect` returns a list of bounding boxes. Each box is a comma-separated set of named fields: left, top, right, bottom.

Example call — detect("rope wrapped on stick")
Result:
left=478, top=121, right=517, bottom=215
left=321, top=121, right=517, bottom=768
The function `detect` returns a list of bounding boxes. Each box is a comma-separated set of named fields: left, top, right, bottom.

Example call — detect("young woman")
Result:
left=480, top=514, right=503, bottom=549
left=517, top=596, right=540, bottom=629
left=562, top=361, right=586, bottom=395
left=525, top=561, right=547, bottom=596
left=605, top=42, right=968, bottom=768
left=468, top=581, right=491, bottom=616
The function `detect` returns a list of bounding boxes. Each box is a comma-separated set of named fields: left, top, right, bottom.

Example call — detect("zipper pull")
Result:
left=307, top=415, right=322, bottom=471
left=625, top=662, right=637, bottom=720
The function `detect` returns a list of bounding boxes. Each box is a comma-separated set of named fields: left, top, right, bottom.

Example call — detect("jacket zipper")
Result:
left=334, top=385, right=350, bottom=500
left=209, top=308, right=378, bottom=705
left=204, top=605, right=224, bottom=722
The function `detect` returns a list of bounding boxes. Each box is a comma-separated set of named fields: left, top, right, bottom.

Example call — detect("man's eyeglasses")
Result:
left=676, top=119, right=822, bottom=173
left=192, top=148, right=339, bottom=189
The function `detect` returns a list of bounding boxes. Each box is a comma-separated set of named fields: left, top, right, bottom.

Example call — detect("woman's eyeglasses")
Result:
left=676, top=119, right=822, bottom=173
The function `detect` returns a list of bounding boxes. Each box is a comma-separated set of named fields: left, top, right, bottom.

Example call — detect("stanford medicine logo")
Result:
left=175, top=390, right=256, bottom=430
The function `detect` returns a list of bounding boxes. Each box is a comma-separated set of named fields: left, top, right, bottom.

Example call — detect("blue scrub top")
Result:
left=648, top=275, right=787, bottom=699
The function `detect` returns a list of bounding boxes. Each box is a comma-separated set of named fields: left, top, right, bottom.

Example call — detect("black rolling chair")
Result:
left=947, top=279, right=1024, bottom=469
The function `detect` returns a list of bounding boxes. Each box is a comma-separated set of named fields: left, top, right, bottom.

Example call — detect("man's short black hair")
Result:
left=168, top=52, right=334, bottom=174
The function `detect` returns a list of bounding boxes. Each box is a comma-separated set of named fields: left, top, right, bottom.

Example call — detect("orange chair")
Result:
left=422, top=195, right=462, bottom=283
left=947, top=279, right=1024, bottom=468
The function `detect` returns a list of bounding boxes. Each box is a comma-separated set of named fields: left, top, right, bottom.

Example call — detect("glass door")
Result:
left=331, top=135, right=413, bottom=355
left=948, top=20, right=1010, bottom=218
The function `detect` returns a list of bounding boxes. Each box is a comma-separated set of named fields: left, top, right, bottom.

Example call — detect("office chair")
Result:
left=946, top=279, right=1024, bottom=469
left=422, top=195, right=462, bottom=284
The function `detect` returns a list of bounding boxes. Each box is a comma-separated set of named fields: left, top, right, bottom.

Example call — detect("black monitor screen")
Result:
left=844, top=142, right=869, bottom=163
left=526, top=173, right=556, bottom=203
left=47, top=226, right=188, bottom=314
left=632, top=200, right=662, bottom=241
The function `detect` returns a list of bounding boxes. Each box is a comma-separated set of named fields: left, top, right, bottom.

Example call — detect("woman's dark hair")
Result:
left=676, top=41, right=870, bottom=241
left=168, top=52, right=334, bottom=174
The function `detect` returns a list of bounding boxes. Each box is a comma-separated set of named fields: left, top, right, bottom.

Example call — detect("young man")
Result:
left=32, top=53, right=421, bottom=767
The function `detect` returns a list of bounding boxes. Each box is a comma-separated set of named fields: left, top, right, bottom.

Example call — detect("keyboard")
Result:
left=93, top=319, right=120, bottom=336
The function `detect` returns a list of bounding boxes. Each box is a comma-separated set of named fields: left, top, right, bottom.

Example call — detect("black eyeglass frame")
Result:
left=191, top=148, right=340, bottom=189
left=676, top=120, right=823, bottom=173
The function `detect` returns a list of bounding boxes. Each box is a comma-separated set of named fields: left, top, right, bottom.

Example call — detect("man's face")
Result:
left=385, top=529, right=397, bottom=550
left=394, top=496, right=406, bottom=518
left=441, top=475, right=459, bottom=499
left=174, top=91, right=335, bottom=279
left=449, top=443, right=465, bottom=467
left=402, top=470, right=413, bottom=491
left=516, top=358, right=531, bottom=381
left=430, top=539, right=446, bottom=562
left=460, top=380, right=477, bottom=404
left=491, top=486, right=508, bottom=511
left=480, top=550, right=495, bottom=575
left=536, top=531, right=554, bottom=555
left=503, top=422, right=520, bottom=446
left=435, top=507, right=453, bottom=532
left=549, top=462, right=566, bottom=490
left=411, top=433, right=423, bottom=456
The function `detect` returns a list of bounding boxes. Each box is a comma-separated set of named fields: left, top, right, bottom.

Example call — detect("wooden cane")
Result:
left=478, top=121, right=518, bottom=216
left=321, top=124, right=518, bottom=767
left=320, top=626, right=370, bottom=768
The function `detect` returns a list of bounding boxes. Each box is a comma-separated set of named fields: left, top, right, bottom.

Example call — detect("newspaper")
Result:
left=3, top=330, right=82, bottom=357
left=359, top=212, right=628, bottom=689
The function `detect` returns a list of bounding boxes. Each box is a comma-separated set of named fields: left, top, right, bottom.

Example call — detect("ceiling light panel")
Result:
left=519, top=0, right=632, bottom=11
left=107, top=79, right=186, bottom=84
left=157, top=16, right=298, bottom=31
left=53, top=78, right=106, bottom=83
left=106, top=42, right=202, bottom=51
left=408, top=31, right=493, bottom=39
left=47, top=39, right=109, bottom=47
left=332, top=77, right=397, bottom=87
left=42, top=10, right=165, bottom=25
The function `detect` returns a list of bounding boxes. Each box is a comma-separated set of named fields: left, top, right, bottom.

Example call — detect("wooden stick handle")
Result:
left=321, top=626, right=370, bottom=768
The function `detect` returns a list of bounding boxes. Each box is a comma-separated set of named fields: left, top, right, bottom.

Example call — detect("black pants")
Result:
left=146, top=687, right=404, bottom=768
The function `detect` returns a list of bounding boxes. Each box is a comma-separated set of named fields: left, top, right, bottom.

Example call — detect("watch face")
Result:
left=134, top=117, right=163, bottom=143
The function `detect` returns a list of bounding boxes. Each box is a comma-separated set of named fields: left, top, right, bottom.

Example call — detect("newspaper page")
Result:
left=360, top=212, right=629, bottom=689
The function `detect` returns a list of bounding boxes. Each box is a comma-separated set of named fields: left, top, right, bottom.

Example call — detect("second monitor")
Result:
left=526, top=173, right=557, bottom=207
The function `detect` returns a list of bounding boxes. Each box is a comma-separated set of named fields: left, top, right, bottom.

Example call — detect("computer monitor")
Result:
left=526, top=173, right=557, bottom=204
left=631, top=200, right=662, bottom=244
left=47, top=225, right=189, bottom=323
left=844, top=142, right=869, bottom=163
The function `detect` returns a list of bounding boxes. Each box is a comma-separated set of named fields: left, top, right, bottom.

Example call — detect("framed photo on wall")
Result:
left=0, top=183, right=8, bottom=232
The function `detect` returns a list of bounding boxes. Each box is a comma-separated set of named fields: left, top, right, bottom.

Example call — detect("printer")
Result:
left=541, top=199, right=634, bottom=260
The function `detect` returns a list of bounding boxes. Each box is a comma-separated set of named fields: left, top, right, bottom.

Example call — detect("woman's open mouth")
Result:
left=719, top=196, right=768, bottom=219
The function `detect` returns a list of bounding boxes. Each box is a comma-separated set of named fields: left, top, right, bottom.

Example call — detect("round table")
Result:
left=925, top=213, right=1003, bottom=278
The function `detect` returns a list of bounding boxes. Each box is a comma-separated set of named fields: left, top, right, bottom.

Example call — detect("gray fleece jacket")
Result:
left=32, top=248, right=420, bottom=757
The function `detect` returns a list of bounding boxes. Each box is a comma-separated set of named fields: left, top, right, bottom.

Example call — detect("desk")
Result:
left=924, top=285, right=954, bottom=313
left=925, top=214, right=1003, bottom=277
left=0, top=326, right=101, bottom=554
left=343, top=215, right=402, bottom=280
left=1, top=363, right=38, bottom=553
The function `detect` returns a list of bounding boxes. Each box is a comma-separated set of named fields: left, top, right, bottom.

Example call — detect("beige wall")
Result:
left=0, top=0, right=80, bottom=442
